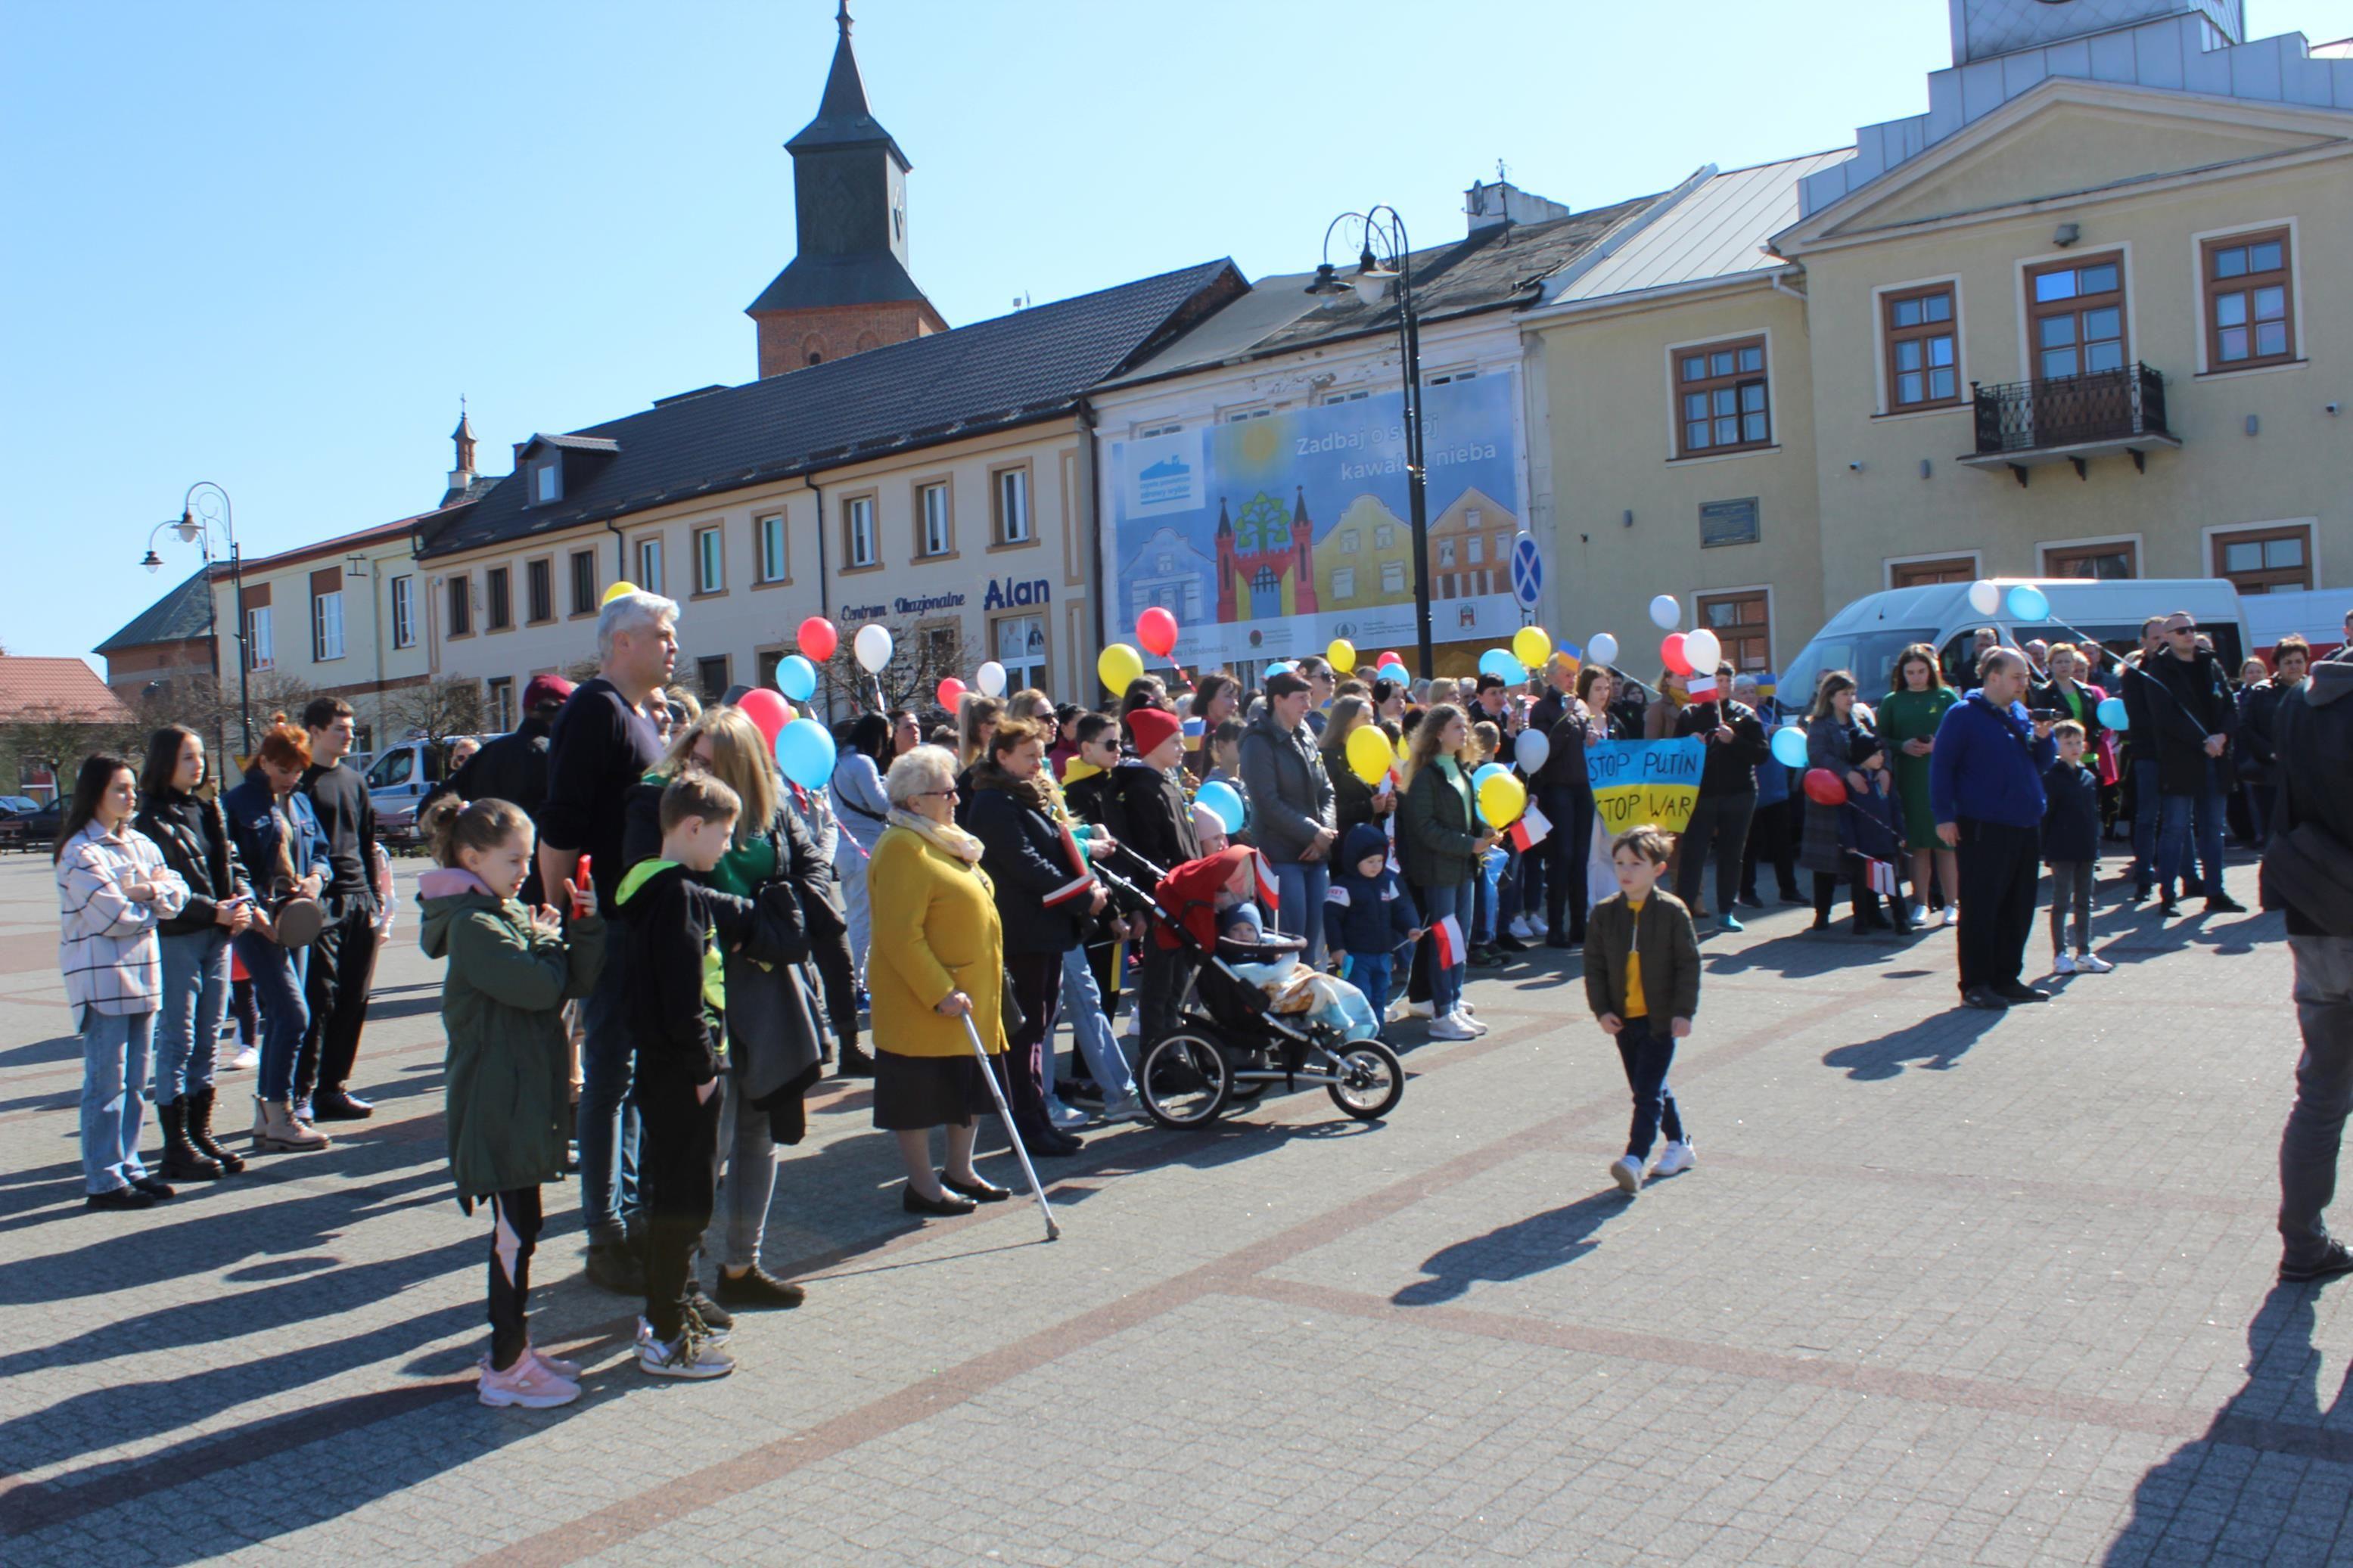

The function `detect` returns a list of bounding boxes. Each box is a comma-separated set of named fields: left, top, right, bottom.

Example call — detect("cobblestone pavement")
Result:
left=0, top=846, right=2342, bottom=1565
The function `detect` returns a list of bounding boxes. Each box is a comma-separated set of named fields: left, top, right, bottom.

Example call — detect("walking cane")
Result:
left=959, top=1013, right=1061, bottom=1241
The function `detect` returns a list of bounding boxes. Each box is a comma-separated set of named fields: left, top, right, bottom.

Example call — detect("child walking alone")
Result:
left=416, top=795, right=607, bottom=1409
left=1583, top=824, right=1702, bottom=1195
left=2041, top=720, right=2114, bottom=976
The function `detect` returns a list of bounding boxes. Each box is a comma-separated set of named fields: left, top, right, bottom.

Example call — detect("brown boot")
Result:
left=256, top=1100, right=331, bottom=1152
left=186, top=1087, right=247, bottom=1175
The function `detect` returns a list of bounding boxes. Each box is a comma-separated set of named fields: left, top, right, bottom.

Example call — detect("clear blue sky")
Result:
left=6, top=0, right=2345, bottom=667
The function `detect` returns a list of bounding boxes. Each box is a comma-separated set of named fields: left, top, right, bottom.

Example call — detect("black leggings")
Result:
left=486, top=1186, right=544, bottom=1372
left=809, top=923, right=859, bottom=1060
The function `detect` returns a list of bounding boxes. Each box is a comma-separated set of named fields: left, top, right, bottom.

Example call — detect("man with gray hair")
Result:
left=539, top=588, right=678, bottom=1294
left=1931, top=647, right=2058, bottom=1011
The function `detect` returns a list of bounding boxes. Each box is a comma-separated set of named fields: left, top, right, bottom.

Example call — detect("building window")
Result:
left=1332, top=567, right=1357, bottom=601
left=1883, top=284, right=1960, bottom=409
left=390, top=576, right=415, bottom=648
left=918, top=483, right=951, bottom=557
left=637, top=538, right=664, bottom=595
left=1695, top=589, right=1771, bottom=672
left=1381, top=560, right=1406, bottom=595
left=1887, top=556, right=1978, bottom=588
left=695, top=526, right=724, bottom=594
left=2027, top=253, right=2126, bottom=382
left=247, top=605, right=274, bottom=669
left=845, top=495, right=876, bottom=568
left=757, top=514, right=786, bottom=582
left=1136, top=421, right=1183, bottom=438
left=2204, top=229, right=2295, bottom=370
left=532, top=460, right=560, bottom=506
left=1322, top=388, right=1369, bottom=405
left=485, top=567, right=511, bottom=631
left=1674, top=337, right=1771, bottom=457
left=1425, top=368, right=1478, bottom=386
left=994, top=467, right=1030, bottom=545
left=446, top=576, right=471, bottom=638
left=2212, top=523, right=2313, bottom=595
left=570, top=550, right=597, bottom=615
left=993, top=613, right=1047, bottom=693
left=2042, top=539, right=2137, bottom=579
left=695, top=655, right=729, bottom=702
left=527, top=558, right=552, bottom=623
left=1375, top=524, right=1395, bottom=551
left=485, top=676, right=514, bottom=734
left=1223, top=406, right=1272, bottom=423
left=1466, top=534, right=1484, bottom=564
left=1437, top=539, right=1456, bottom=568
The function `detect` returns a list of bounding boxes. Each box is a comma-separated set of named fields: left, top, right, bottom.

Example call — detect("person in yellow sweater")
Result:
left=1581, top=824, right=1702, bottom=1196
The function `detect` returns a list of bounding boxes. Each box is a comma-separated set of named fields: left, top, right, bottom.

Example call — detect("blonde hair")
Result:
left=1401, top=702, right=1472, bottom=788
left=659, top=706, right=779, bottom=844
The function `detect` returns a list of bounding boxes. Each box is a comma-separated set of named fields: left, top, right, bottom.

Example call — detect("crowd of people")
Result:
left=49, top=591, right=2353, bottom=1405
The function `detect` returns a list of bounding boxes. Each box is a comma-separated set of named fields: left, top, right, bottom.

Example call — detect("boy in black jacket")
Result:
left=2042, top=721, right=2112, bottom=975
left=1326, top=823, right=1419, bottom=1029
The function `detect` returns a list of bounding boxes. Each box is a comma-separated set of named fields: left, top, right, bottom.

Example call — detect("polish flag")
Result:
left=1254, top=849, right=1279, bottom=910
left=1863, top=856, right=1900, bottom=898
left=1686, top=672, right=1720, bottom=700
left=1431, top=914, right=1467, bottom=970
left=1507, top=802, right=1551, bottom=852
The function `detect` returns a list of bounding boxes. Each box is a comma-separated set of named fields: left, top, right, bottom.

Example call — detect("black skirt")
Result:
left=872, top=1050, right=1000, bottom=1132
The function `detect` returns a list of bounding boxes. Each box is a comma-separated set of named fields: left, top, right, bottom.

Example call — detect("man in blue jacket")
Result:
left=1932, top=647, right=2058, bottom=1011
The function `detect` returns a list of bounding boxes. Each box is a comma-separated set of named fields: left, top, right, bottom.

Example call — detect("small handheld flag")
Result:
left=1507, top=802, right=1552, bottom=852
left=1431, top=914, right=1466, bottom=970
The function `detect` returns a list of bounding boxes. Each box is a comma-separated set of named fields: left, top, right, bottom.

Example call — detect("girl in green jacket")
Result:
left=416, top=795, right=607, bottom=1410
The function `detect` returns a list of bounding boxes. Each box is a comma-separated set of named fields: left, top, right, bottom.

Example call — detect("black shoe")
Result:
left=1960, top=986, right=2010, bottom=1011
left=1991, top=981, right=2051, bottom=1004
left=685, top=1290, right=734, bottom=1333
left=2205, top=893, right=2247, bottom=914
left=714, top=1265, right=807, bottom=1309
left=1544, top=930, right=1573, bottom=949
left=1024, top=1138, right=1083, bottom=1159
left=835, top=1042, right=877, bottom=1079
left=1779, top=892, right=1809, bottom=906
left=1494, top=932, right=1529, bottom=953
left=309, top=1088, right=374, bottom=1121
left=86, top=1185, right=156, bottom=1212
left=2280, top=1240, right=2353, bottom=1284
left=1810, top=918, right=1833, bottom=933
left=185, top=1087, right=245, bottom=1175
left=941, top=1170, right=1012, bottom=1203
left=903, top=1185, right=977, bottom=1217
left=583, top=1240, right=645, bottom=1296
left=2132, top=881, right=2155, bottom=902
left=2159, top=900, right=2180, bottom=918
left=130, top=1175, right=176, bottom=1200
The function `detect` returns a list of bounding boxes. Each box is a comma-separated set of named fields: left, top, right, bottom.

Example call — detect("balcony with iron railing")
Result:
left=1960, top=362, right=2180, bottom=485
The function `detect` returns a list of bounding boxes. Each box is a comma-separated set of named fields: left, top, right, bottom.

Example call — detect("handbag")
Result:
left=999, top=970, right=1027, bottom=1039
left=269, top=894, right=325, bottom=948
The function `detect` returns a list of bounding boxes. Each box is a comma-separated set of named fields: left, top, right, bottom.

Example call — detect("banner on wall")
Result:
left=1583, top=737, right=1706, bottom=903
left=1105, top=373, right=1522, bottom=669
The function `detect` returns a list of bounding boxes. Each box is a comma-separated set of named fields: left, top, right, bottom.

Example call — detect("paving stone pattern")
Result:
left=0, top=849, right=2343, bottom=1564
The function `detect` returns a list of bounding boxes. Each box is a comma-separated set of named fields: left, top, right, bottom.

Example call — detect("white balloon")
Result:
left=1514, top=728, right=1550, bottom=775
left=1684, top=628, right=1722, bottom=672
left=1586, top=632, right=1618, bottom=666
left=853, top=623, right=894, bottom=674
left=1648, top=594, right=1680, bottom=631
left=1966, top=579, right=2002, bottom=616
left=974, top=660, right=1007, bottom=697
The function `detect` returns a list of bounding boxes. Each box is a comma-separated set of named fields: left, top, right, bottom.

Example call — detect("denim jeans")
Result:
left=232, top=930, right=308, bottom=1104
left=1271, top=862, right=1330, bottom=965
left=1474, top=847, right=1507, bottom=943
left=79, top=1008, right=155, bottom=1195
left=154, top=927, right=230, bottom=1105
left=2156, top=759, right=2227, bottom=899
left=703, top=1076, right=776, bottom=1271
left=2280, top=935, right=2353, bottom=1268
left=577, top=966, right=642, bottom=1247
left=1420, top=880, right=1469, bottom=1016
left=1346, top=953, right=1394, bottom=1023
left=1058, top=942, right=1138, bottom=1109
left=1613, top=1014, right=1686, bottom=1160
left=2131, top=756, right=2161, bottom=888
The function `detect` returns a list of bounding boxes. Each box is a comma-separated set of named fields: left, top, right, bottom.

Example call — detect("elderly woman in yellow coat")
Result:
left=866, top=744, right=1011, bottom=1217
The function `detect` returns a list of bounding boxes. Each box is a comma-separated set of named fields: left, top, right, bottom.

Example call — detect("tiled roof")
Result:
left=424, top=258, right=1245, bottom=560
left=1545, top=151, right=1852, bottom=306
left=0, top=657, right=134, bottom=722
left=95, top=566, right=216, bottom=654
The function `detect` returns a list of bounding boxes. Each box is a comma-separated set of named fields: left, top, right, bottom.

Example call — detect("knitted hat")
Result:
left=1192, top=802, right=1226, bottom=840
left=523, top=674, right=577, bottom=711
left=1128, top=706, right=1183, bottom=757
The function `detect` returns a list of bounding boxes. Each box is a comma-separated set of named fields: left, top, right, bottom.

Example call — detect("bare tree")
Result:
left=380, top=675, right=486, bottom=750
left=2, top=700, right=140, bottom=795
left=813, top=613, right=966, bottom=721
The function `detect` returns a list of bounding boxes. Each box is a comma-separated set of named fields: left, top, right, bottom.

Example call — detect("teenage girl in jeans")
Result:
left=1398, top=704, right=1500, bottom=1042
left=219, top=716, right=334, bottom=1153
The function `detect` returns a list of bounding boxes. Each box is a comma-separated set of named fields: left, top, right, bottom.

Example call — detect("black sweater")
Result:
left=542, top=677, right=662, bottom=907
left=611, top=861, right=804, bottom=1087
left=300, top=760, right=375, bottom=904
left=1671, top=699, right=1770, bottom=796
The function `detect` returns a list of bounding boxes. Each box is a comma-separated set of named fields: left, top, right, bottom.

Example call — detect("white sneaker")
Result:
left=1398, top=998, right=1436, bottom=1020
left=636, top=1321, right=735, bottom=1380
left=1609, top=1154, right=1645, bottom=1194
left=2053, top=952, right=2078, bottom=975
left=478, top=1354, right=581, bottom=1408
left=1428, top=1014, right=1479, bottom=1041
left=1447, top=1008, right=1488, bottom=1036
left=1651, top=1141, right=1696, bottom=1176
left=1458, top=1000, right=1477, bottom=1016
left=1508, top=915, right=1539, bottom=942
left=1941, top=905, right=1960, bottom=927
left=1046, top=1099, right=1087, bottom=1131
left=1907, top=905, right=1931, bottom=930
left=2075, top=950, right=2114, bottom=973
left=228, top=1044, right=259, bottom=1072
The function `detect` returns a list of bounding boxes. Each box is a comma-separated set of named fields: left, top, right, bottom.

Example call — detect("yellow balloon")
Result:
left=1478, top=772, right=1528, bottom=827
left=1511, top=626, right=1552, bottom=669
left=1344, top=723, right=1394, bottom=787
left=1097, top=642, right=1144, bottom=694
left=601, top=580, right=642, bottom=607
left=1326, top=637, right=1356, bottom=672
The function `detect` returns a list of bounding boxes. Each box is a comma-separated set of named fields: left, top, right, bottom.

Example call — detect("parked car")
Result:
left=365, top=735, right=503, bottom=850
left=0, top=795, right=43, bottom=852
left=8, top=797, right=64, bottom=854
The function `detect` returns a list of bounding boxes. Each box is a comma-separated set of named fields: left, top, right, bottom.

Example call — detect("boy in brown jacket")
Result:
left=1583, top=824, right=1702, bottom=1194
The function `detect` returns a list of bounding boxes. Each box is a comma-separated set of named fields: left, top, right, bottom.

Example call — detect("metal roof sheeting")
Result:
left=1545, top=151, right=1851, bottom=306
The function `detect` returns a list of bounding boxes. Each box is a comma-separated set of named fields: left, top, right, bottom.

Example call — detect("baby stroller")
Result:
left=1097, top=846, right=1405, bottom=1131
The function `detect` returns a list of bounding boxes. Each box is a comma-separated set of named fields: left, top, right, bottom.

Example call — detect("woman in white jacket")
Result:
left=828, top=713, right=893, bottom=983
left=54, top=753, right=189, bottom=1211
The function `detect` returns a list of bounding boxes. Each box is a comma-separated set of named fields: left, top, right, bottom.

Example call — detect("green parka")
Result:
left=418, top=868, right=606, bottom=1203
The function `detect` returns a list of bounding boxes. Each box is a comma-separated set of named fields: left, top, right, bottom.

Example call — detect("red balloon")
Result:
left=1661, top=632, right=1692, bottom=677
left=1802, top=767, right=1848, bottom=807
left=1379, top=650, right=1404, bottom=669
left=937, top=677, right=967, bottom=710
left=737, top=688, right=790, bottom=747
left=1136, top=606, right=1180, bottom=660
left=797, top=616, right=838, bottom=663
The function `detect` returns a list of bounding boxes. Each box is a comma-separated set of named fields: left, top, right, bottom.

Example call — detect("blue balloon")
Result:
left=2097, top=696, right=2128, bottom=729
left=2006, top=583, right=2050, bottom=623
left=1770, top=725, right=1810, bottom=770
left=1472, top=762, right=1512, bottom=792
left=1196, top=779, right=1245, bottom=834
left=1264, top=660, right=1295, bottom=681
left=1478, top=648, right=1526, bottom=682
left=775, top=718, right=837, bottom=790
left=1375, top=662, right=1408, bottom=685
left=776, top=654, right=817, bottom=702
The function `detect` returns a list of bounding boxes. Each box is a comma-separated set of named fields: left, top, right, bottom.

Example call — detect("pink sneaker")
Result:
left=527, top=1343, right=582, bottom=1380
left=478, top=1354, right=580, bottom=1408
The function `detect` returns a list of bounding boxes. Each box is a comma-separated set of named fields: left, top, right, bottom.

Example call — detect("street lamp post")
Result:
left=141, top=481, right=248, bottom=754
left=1306, top=206, right=1432, bottom=679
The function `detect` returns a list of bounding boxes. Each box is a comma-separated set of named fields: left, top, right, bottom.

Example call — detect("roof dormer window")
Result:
left=532, top=458, right=561, bottom=506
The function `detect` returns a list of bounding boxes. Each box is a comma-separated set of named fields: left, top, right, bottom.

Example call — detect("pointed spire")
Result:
left=788, top=1, right=908, bottom=166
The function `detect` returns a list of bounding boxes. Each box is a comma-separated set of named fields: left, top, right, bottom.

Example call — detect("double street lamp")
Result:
left=141, top=480, right=250, bottom=754
left=1306, top=206, right=1433, bottom=679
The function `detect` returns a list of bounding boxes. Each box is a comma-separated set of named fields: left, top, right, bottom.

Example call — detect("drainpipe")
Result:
left=605, top=517, right=627, bottom=582
left=1077, top=397, right=1105, bottom=684
left=1769, top=265, right=1809, bottom=332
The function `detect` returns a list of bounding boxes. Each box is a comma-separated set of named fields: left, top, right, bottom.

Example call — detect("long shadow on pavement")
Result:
left=1822, top=1007, right=2003, bottom=1080
left=1392, top=1189, right=1624, bottom=1305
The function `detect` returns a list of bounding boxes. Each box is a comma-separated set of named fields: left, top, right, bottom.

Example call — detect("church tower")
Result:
left=748, top=3, right=947, bottom=378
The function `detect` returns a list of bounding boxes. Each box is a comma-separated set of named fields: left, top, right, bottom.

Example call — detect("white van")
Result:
left=1777, top=578, right=2247, bottom=709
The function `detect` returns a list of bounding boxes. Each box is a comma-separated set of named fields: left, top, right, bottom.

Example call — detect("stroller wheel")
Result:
left=1326, top=1039, right=1406, bottom=1122
left=1139, top=1030, right=1229, bottom=1130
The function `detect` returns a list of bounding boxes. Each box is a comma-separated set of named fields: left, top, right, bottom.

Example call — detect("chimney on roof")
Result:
left=1465, top=178, right=1570, bottom=235
left=443, top=400, right=478, bottom=505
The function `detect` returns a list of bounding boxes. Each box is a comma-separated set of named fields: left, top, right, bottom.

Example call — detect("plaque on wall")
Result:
left=1700, top=497, right=1760, bottom=548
